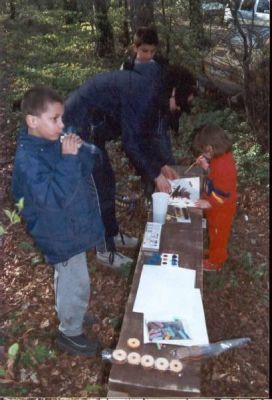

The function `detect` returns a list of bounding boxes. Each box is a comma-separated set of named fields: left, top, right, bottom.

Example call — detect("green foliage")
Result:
left=8, top=342, right=20, bottom=360
left=20, top=344, right=56, bottom=367
left=0, top=384, right=29, bottom=397
left=205, top=270, right=226, bottom=290
left=242, top=252, right=268, bottom=281
left=90, top=265, right=97, bottom=273
left=229, top=271, right=238, bottom=288
left=20, top=350, right=33, bottom=367
left=33, top=344, right=56, bottom=363
left=232, top=129, right=269, bottom=186
left=31, top=254, right=44, bottom=266
left=0, top=336, right=7, bottom=345
left=18, top=241, right=35, bottom=252
left=3, top=209, right=21, bottom=225
left=85, top=383, right=104, bottom=394
left=8, top=311, right=19, bottom=321
left=119, top=261, right=133, bottom=279
left=109, top=315, right=122, bottom=329
left=0, top=198, right=24, bottom=236
left=4, top=10, right=111, bottom=102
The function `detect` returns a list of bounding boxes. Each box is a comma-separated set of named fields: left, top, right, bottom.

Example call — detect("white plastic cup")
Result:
left=152, top=192, right=170, bottom=224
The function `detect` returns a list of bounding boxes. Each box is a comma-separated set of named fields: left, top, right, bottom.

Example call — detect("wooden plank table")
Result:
left=108, top=166, right=203, bottom=397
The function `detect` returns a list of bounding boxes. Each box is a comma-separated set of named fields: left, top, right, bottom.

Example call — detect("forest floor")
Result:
left=0, top=20, right=269, bottom=399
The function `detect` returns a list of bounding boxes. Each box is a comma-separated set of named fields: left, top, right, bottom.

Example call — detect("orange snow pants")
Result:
left=206, top=205, right=236, bottom=265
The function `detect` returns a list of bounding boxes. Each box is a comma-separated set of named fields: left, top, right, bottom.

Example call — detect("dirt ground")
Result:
left=0, top=43, right=269, bottom=400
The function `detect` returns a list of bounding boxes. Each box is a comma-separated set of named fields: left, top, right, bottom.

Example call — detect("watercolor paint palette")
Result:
left=161, top=253, right=179, bottom=267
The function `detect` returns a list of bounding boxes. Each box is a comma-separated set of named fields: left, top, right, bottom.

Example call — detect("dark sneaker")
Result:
left=83, top=313, right=99, bottom=327
left=56, top=331, right=101, bottom=357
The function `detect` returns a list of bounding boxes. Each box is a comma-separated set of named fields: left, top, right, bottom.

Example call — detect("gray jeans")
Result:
left=53, top=252, right=90, bottom=336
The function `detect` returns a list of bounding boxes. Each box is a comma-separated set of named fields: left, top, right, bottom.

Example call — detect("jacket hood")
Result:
left=133, top=61, right=162, bottom=80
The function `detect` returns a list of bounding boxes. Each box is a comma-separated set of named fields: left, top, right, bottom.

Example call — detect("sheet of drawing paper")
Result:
left=168, top=177, right=200, bottom=208
left=133, top=265, right=208, bottom=345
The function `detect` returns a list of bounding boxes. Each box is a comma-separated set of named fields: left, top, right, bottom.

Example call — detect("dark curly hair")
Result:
left=21, top=85, right=63, bottom=117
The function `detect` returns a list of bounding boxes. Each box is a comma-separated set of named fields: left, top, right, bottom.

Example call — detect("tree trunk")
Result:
left=129, top=0, right=154, bottom=31
left=161, top=0, right=171, bottom=56
left=189, top=0, right=205, bottom=48
left=9, top=0, right=16, bottom=19
left=94, top=0, right=115, bottom=57
left=231, top=0, right=269, bottom=150
left=63, top=0, right=78, bottom=11
left=122, top=0, right=131, bottom=48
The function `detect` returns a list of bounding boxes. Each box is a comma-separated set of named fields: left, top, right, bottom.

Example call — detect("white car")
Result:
left=202, top=0, right=226, bottom=17
left=224, top=0, right=270, bottom=26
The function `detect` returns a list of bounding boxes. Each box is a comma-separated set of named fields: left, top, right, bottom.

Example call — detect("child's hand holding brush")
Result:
left=184, top=154, right=210, bottom=175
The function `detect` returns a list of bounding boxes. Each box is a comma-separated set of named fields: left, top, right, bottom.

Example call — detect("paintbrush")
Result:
left=184, top=154, right=207, bottom=175
left=184, top=160, right=197, bottom=175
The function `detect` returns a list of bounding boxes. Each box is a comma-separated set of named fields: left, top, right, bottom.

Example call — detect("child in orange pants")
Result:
left=192, top=123, right=237, bottom=271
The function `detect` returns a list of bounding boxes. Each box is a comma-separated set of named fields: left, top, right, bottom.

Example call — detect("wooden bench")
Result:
left=108, top=166, right=203, bottom=397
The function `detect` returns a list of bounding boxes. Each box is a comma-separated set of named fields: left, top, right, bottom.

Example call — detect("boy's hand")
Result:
left=61, top=134, right=83, bottom=155
left=194, top=199, right=211, bottom=209
left=161, top=165, right=178, bottom=180
left=154, top=173, right=172, bottom=193
left=195, top=155, right=209, bottom=171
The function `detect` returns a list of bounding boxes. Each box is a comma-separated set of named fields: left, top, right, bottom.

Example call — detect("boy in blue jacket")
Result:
left=63, top=63, right=179, bottom=269
left=12, top=86, right=105, bottom=357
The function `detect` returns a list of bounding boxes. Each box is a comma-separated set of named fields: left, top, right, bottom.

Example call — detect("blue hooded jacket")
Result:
left=12, top=127, right=105, bottom=264
left=63, top=63, right=172, bottom=181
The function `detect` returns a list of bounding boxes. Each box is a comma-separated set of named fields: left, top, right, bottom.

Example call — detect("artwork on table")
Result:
left=166, top=205, right=192, bottom=223
left=146, top=317, right=191, bottom=342
left=168, top=177, right=200, bottom=208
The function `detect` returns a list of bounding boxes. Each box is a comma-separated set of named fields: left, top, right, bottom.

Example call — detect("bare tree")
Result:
left=63, top=0, right=78, bottom=11
left=189, top=0, right=205, bottom=47
left=128, top=0, right=155, bottom=30
left=9, top=0, right=16, bottom=19
left=94, top=0, right=115, bottom=57
left=227, top=0, right=269, bottom=149
left=121, top=0, right=131, bottom=47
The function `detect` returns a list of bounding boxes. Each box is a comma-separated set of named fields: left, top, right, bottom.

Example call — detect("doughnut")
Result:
left=154, top=357, right=169, bottom=371
left=112, top=349, right=127, bottom=364
left=169, top=359, right=183, bottom=374
left=140, top=354, right=155, bottom=369
left=127, top=351, right=141, bottom=365
left=127, top=337, right=141, bottom=349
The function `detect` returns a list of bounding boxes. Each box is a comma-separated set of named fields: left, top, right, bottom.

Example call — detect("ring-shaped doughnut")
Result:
left=127, top=351, right=141, bottom=365
left=154, top=357, right=169, bottom=371
left=169, top=359, right=183, bottom=373
left=140, top=354, right=155, bottom=369
left=112, top=349, right=127, bottom=364
left=127, top=337, right=141, bottom=349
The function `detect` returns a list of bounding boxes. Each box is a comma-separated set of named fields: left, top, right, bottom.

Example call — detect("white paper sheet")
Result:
left=133, top=265, right=209, bottom=346
left=133, top=266, right=196, bottom=305
left=168, top=177, right=200, bottom=208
